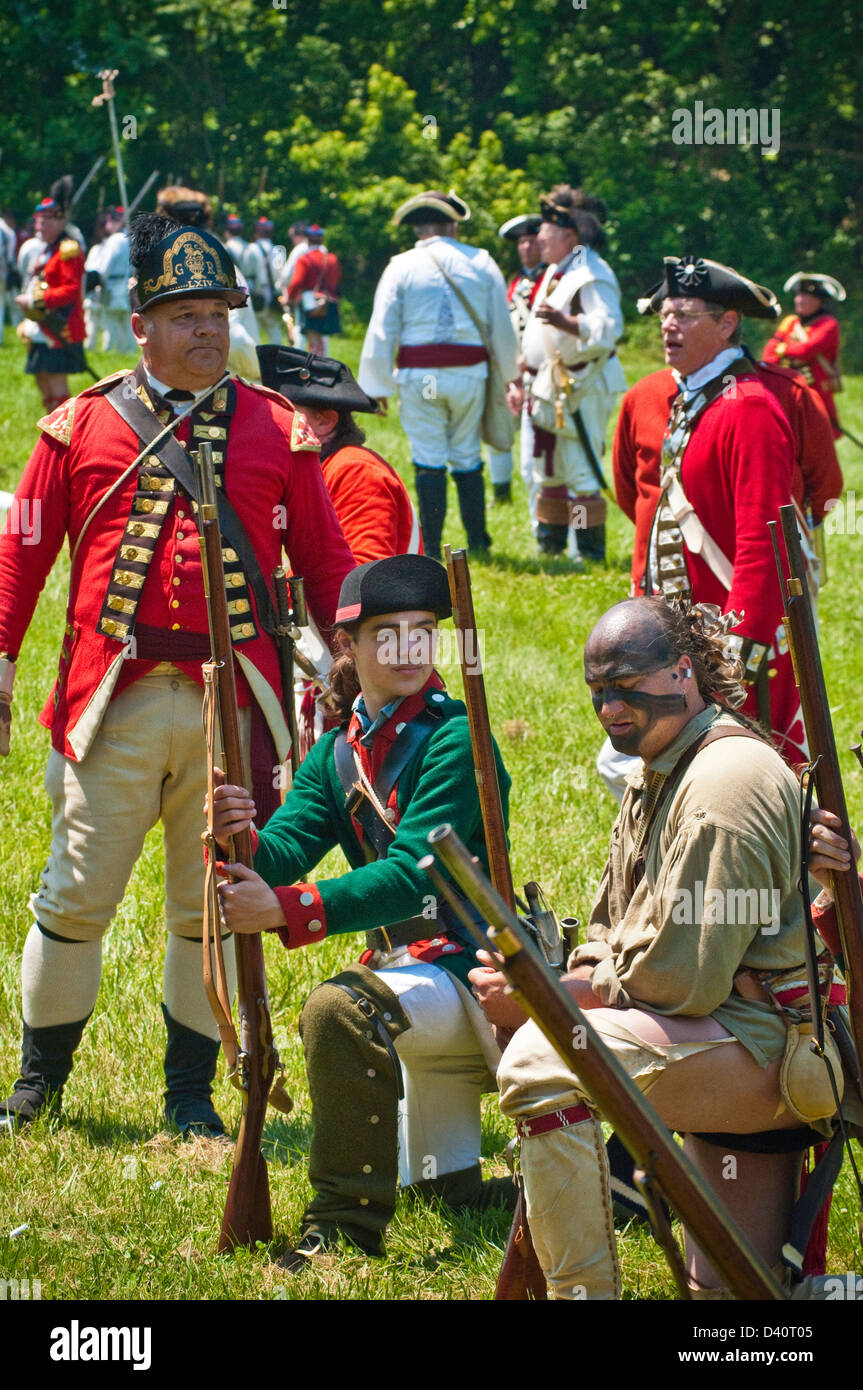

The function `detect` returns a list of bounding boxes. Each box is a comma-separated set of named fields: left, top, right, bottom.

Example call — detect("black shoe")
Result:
left=0, top=1017, right=88, bottom=1137
left=162, top=1005, right=226, bottom=1138
left=536, top=522, right=568, bottom=555
left=574, top=522, right=606, bottom=563
left=492, top=482, right=512, bottom=505
left=276, top=1224, right=384, bottom=1273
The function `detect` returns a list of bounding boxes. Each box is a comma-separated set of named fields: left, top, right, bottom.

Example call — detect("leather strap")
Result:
left=631, top=723, right=768, bottom=888
left=333, top=709, right=441, bottom=860
left=104, top=376, right=279, bottom=638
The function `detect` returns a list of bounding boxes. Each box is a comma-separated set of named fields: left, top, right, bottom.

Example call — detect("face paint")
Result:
left=589, top=683, right=688, bottom=755
left=589, top=687, right=687, bottom=716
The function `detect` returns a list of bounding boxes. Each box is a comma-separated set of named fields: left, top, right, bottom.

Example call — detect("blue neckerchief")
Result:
left=352, top=693, right=406, bottom=748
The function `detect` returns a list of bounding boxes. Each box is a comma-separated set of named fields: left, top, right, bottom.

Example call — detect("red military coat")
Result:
left=0, top=374, right=354, bottom=762
left=612, top=365, right=805, bottom=762
left=763, top=314, right=841, bottom=435
left=614, top=363, right=843, bottom=589
left=287, top=248, right=341, bottom=302
left=322, top=444, right=421, bottom=562
left=32, top=235, right=86, bottom=345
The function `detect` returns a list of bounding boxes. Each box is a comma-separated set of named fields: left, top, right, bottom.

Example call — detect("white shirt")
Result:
left=358, top=234, right=519, bottom=398
left=522, top=246, right=625, bottom=395
left=673, top=346, right=744, bottom=402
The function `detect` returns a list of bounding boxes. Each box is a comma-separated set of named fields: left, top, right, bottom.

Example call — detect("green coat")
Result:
left=252, top=685, right=511, bottom=986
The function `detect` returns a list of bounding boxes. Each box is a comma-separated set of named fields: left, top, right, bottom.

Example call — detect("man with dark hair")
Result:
left=0, top=213, right=353, bottom=1139
left=473, top=597, right=844, bottom=1298
left=358, top=190, right=519, bottom=560
left=510, top=185, right=625, bottom=561
left=15, top=177, right=87, bottom=413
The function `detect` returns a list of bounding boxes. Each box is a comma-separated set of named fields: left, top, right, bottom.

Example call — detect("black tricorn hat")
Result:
left=257, top=346, right=380, bottom=413
left=638, top=256, right=779, bottom=320
left=392, top=189, right=471, bottom=227
left=336, top=555, right=452, bottom=625
left=130, top=223, right=247, bottom=311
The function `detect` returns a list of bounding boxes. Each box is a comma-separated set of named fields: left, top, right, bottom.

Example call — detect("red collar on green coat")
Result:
left=347, top=671, right=446, bottom=784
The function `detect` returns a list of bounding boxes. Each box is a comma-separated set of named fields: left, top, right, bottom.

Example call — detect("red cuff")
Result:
left=271, top=883, right=327, bottom=950
left=812, top=874, right=863, bottom=959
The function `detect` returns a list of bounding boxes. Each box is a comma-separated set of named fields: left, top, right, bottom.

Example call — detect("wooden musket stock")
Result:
left=444, top=546, right=515, bottom=911
left=195, top=443, right=276, bottom=1252
left=771, top=504, right=863, bottom=1099
left=422, top=825, right=786, bottom=1301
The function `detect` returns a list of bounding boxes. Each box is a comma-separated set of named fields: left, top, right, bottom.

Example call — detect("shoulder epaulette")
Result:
left=37, top=397, right=77, bottom=444
left=290, top=410, right=321, bottom=453
left=59, top=238, right=82, bottom=261
left=778, top=315, right=799, bottom=333
left=36, top=370, right=131, bottom=443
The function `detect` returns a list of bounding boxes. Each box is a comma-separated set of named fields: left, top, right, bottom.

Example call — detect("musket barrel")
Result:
left=424, top=823, right=786, bottom=1301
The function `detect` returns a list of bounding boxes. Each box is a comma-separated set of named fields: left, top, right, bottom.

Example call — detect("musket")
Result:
left=421, top=825, right=787, bottom=1301
left=272, top=568, right=307, bottom=775
left=444, top=546, right=515, bottom=911
left=126, top=170, right=160, bottom=221
left=194, top=441, right=277, bottom=1251
left=769, top=504, right=863, bottom=1099
left=444, top=546, right=550, bottom=1299
left=92, top=70, right=129, bottom=217
left=69, top=155, right=106, bottom=211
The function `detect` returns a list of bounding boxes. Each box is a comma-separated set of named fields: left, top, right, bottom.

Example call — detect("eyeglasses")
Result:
left=658, top=309, right=722, bottom=326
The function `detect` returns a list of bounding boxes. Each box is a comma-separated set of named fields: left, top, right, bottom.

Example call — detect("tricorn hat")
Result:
left=224, top=215, right=244, bottom=231
left=130, top=222, right=247, bottom=311
left=336, top=554, right=452, bottom=625
left=637, top=256, right=779, bottom=320
left=392, top=189, right=471, bottom=227
left=783, top=272, right=846, bottom=303
left=257, top=345, right=380, bottom=413
left=498, top=214, right=542, bottom=241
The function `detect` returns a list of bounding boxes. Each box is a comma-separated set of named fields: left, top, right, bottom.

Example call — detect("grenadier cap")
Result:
left=34, top=175, right=73, bottom=217
left=637, top=256, right=780, bottom=320
left=336, top=555, right=452, bottom=625
left=783, top=272, right=846, bottom=303
left=498, top=214, right=542, bottom=241
left=257, top=345, right=380, bottom=413
left=392, top=189, right=471, bottom=227
left=130, top=220, right=247, bottom=311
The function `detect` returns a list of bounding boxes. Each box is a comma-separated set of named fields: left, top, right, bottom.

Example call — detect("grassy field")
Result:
left=0, top=319, right=861, bottom=1304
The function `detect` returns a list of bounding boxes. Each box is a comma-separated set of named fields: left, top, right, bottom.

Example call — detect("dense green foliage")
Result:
left=1, top=1, right=861, bottom=334
left=0, top=327, right=861, bottom=1301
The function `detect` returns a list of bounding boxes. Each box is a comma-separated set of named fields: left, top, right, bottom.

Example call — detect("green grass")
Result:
left=0, top=325, right=861, bottom=1302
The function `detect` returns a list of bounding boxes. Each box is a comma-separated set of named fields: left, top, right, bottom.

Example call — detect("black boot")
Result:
left=0, top=1016, right=89, bottom=1136
left=536, top=522, right=568, bottom=555
left=492, top=481, right=512, bottom=505
left=413, top=466, right=447, bottom=562
left=406, top=1162, right=517, bottom=1213
left=454, top=469, right=491, bottom=552
left=162, top=1004, right=225, bottom=1137
left=575, top=522, right=606, bottom=563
